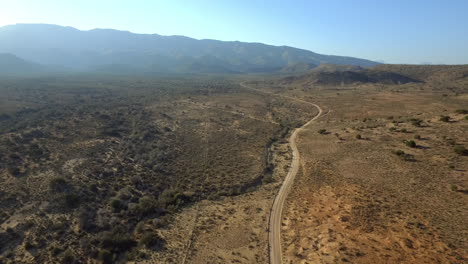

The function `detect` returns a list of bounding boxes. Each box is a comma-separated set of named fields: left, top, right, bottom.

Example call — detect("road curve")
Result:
left=239, top=82, right=323, bottom=264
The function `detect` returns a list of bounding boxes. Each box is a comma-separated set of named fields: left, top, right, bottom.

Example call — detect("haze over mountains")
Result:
left=0, top=24, right=380, bottom=75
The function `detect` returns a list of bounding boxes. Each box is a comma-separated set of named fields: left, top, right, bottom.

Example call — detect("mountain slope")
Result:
left=0, top=53, right=44, bottom=74
left=280, top=62, right=318, bottom=73
left=0, top=24, right=380, bottom=73
left=309, top=63, right=364, bottom=73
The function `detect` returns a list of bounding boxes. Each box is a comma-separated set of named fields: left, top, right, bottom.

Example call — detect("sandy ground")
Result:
left=281, top=87, right=467, bottom=263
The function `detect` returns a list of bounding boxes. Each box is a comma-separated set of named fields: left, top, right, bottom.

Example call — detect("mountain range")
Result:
left=0, top=24, right=380, bottom=74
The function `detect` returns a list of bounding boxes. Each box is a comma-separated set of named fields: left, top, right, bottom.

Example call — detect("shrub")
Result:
left=110, top=198, right=124, bottom=212
left=440, top=115, right=450, bottom=122
left=262, top=174, right=274, bottom=184
left=50, top=246, right=61, bottom=256
left=445, top=138, right=456, bottom=145
left=465, top=116, right=468, bottom=120
left=135, top=221, right=146, bottom=234
left=100, top=230, right=136, bottom=252
left=125, top=248, right=145, bottom=261
left=403, top=140, right=417, bottom=148
left=318, top=129, right=327, bottom=134
left=409, top=118, right=423, bottom=127
left=78, top=207, right=96, bottom=232
left=24, top=241, right=34, bottom=250
left=158, top=189, right=191, bottom=208
left=61, top=249, right=75, bottom=264
left=394, top=150, right=405, bottom=156
left=454, top=145, right=468, bottom=156
left=131, top=196, right=158, bottom=217
left=355, top=134, right=362, bottom=140
left=49, top=177, right=69, bottom=193
left=64, top=194, right=80, bottom=209
left=393, top=150, right=414, bottom=161
left=403, top=154, right=414, bottom=161
left=414, top=134, right=421, bottom=140
left=455, top=109, right=468, bottom=114
left=8, top=167, right=21, bottom=177
left=152, top=218, right=169, bottom=228
left=130, top=175, right=142, bottom=186
left=139, top=232, right=165, bottom=250
left=98, top=249, right=113, bottom=264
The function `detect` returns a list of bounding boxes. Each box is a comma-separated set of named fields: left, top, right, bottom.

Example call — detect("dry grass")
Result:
left=280, top=79, right=467, bottom=263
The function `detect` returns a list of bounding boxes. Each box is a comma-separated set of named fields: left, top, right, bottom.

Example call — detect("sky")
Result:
left=1, top=0, right=467, bottom=64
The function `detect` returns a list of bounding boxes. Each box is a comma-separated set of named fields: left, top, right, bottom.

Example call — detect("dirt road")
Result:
left=239, top=82, right=323, bottom=264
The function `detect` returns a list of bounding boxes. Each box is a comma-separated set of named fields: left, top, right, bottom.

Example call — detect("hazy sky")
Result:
left=1, top=0, right=467, bottom=64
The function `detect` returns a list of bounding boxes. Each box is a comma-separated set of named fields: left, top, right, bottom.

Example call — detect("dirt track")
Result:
left=239, top=82, right=323, bottom=264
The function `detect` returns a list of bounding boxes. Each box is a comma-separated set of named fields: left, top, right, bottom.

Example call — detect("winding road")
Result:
left=239, top=82, right=323, bottom=264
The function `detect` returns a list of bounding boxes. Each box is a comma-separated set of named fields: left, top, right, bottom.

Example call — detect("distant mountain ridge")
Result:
left=0, top=24, right=380, bottom=74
